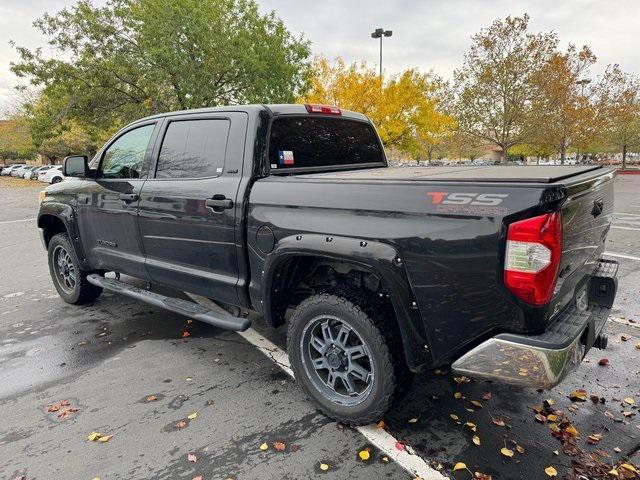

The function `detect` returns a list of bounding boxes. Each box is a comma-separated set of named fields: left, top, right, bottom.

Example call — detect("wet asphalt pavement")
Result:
left=0, top=174, right=639, bottom=480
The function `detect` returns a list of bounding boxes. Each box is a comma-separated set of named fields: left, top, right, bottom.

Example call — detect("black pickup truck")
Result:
left=38, top=104, right=618, bottom=424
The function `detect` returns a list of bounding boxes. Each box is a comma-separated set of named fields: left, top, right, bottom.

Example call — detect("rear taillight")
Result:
left=504, top=212, right=562, bottom=306
left=304, top=103, right=342, bottom=115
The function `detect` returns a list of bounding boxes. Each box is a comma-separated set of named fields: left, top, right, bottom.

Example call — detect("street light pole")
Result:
left=371, top=28, right=392, bottom=78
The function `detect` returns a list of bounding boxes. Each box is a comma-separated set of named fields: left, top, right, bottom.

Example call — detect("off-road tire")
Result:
left=287, top=291, right=403, bottom=425
left=48, top=233, right=102, bottom=304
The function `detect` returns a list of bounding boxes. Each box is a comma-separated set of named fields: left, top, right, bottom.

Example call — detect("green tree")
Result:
left=453, top=15, right=558, bottom=162
left=527, top=45, right=597, bottom=164
left=0, top=117, right=35, bottom=161
left=595, top=65, right=640, bottom=169
left=11, top=0, right=311, bottom=133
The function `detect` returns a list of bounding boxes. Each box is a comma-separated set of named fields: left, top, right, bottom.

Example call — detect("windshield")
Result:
left=268, top=116, right=384, bottom=172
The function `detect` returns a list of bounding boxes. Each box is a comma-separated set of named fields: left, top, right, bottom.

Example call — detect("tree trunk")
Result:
left=622, top=145, right=627, bottom=170
left=560, top=147, right=566, bottom=165
left=499, top=147, right=507, bottom=164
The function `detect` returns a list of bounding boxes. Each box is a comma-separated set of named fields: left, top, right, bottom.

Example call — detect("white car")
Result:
left=40, top=165, right=64, bottom=184
left=11, top=165, right=30, bottom=177
left=22, top=166, right=38, bottom=179
left=1, top=164, right=23, bottom=175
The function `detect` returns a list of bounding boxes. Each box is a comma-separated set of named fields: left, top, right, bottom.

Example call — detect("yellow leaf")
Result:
left=472, top=435, right=480, bottom=446
left=623, top=397, right=635, bottom=405
left=187, top=412, right=198, bottom=420
left=470, top=400, right=483, bottom=408
left=609, top=468, right=619, bottom=476
left=376, top=420, right=386, bottom=429
left=259, top=443, right=268, bottom=451
left=320, top=463, right=329, bottom=471
left=569, top=389, right=587, bottom=401
left=500, top=447, right=514, bottom=458
left=408, top=418, right=418, bottom=424
left=450, top=414, right=459, bottom=421
left=565, top=425, right=579, bottom=437
left=87, top=432, right=101, bottom=442
left=620, top=464, right=637, bottom=473
left=465, top=422, right=477, bottom=432
left=544, top=466, right=557, bottom=477
left=635, top=342, right=640, bottom=350
left=97, top=435, right=112, bottom=443
left=453, top=462, right=467, bottom=471
left=358, top=450, right=370, bottom=461
left=546, top=414, right=558, bottom=422
left=454, top=392, right=463, bottom=399
left=382, top=456, right=389, bottom=463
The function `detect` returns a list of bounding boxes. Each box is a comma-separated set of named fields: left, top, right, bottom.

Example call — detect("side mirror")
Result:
left=63, top=155, right=89, bottom=178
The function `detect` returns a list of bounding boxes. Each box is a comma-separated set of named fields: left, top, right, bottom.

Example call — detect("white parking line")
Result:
left=238, top=328, right=447, bottom=480
left=608, top=317, right=640, bottom=329
left=0, top=217, right=36, bottom=224
left=605, top=252, right=640, bottom=261
left=614, top=212, right=640, bottom=218
left=611, top=226, right=640, bottom=232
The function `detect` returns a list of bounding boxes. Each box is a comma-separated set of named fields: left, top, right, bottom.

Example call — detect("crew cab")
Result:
left=38, top=104, right=617, bottom=424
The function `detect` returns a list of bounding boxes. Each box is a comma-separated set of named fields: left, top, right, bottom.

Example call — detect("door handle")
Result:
left=205, top=196, right=233, bottom=211
left=119, top=193, right=139, bottom=203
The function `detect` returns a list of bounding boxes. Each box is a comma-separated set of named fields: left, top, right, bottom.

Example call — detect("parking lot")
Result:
left=0, top=173, right=638, bottom=480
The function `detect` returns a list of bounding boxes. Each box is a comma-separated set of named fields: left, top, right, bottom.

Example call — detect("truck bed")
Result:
left=303, top=165, right=604, bottom=184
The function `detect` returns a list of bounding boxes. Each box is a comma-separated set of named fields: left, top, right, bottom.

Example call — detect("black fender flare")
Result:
left=261, top=233, right=431, bottom=371
left=37, top=202, right=89, bottom=269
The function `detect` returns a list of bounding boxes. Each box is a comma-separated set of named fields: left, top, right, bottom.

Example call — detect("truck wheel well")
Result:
left=269, top=256, right=399, bottom=332
left=39, top=215, right=67, bottom=248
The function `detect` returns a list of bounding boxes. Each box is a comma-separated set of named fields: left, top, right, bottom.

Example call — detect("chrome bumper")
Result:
left=452, top=259, right=617, bottom=389
left=451, top=333, right=586, bottom=389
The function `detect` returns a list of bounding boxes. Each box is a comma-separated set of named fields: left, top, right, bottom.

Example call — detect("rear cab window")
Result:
left=268, top=116, right=385, bottom=173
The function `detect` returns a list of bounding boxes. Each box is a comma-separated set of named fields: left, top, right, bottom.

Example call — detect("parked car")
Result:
left=1, top=164, right=23, bottom=175
left=40, top=165, right=64, bottom=184
left=21, top=166, right=37, bottom=179
left=11, top=165, right=30, bottom=177
left=38, top=104, right=618, bottom=425
left=31, top=165, right=54, bottom=180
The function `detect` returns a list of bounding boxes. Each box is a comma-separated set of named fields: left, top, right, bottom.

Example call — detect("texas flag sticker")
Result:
left=278, top=150, right=295, bottom=166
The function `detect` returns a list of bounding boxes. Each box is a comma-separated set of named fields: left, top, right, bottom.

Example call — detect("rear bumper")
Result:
left=452, top=259, right=617, bottom=389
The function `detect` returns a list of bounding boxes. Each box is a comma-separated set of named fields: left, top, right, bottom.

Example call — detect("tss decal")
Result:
left=427, top=192, right=509, bottom=206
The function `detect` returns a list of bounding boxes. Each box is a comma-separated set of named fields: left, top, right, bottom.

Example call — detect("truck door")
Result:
left=77, top=120, right=160, bottom=279
left=137, top=112, right=248, bottom=305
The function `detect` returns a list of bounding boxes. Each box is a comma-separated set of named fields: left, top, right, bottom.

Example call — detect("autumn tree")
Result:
left=0, top=117, right=35, bottom=161
left=595, top=65, right=640, bottom=169
left=453, top=15, right=558, bottom=162
left=527, top=45, right=597, bottom=164
left=303, top=57, right=454, bottom=158
left=11, top=0, right=311, bottom=134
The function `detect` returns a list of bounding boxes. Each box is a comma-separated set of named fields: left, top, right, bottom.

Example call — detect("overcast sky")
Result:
left=1, top=0, right=639, bottom=116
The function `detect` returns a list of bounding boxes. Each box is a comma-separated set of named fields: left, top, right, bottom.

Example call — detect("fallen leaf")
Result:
left=395, top=441, right=405, bottom=451
left=358, top=449, right=370, bottom=461
left=470, top=400, right=483, bottom=408
left=176, top=420, right=187, bottom=429
left=587, top=433, right=603, bottom=445
left=609, top=468, right=619, bottom=476
left=553, top=450, right=559, bottom=456
left=614, top=447, right=621, bottom=453
left=453, top=375, right=470, bottom=384
left=182, top=331, right=191, bottom=338
left=635, top=342, right=640, bottom=350
left=472, top=435, right=480, bottom=446
left=621, top=335, right=630, bottom=342
left=273, top=441, right=286, bottom=452
left=381, top=456, right=389, bottom=463
left=187, top=412, right=198, bottom=420
left=474, top=473, right=492, bottom=480
left=376, top=420, right=386, bottom=429
left=408, top=418, right=418, bottom=424
left=450, top=414, right=459, bottom=421
left=87, top=432, right=101, bottom=441
left=569, top=389, right=587, bottom=402
left=546, top=414, right=558, bottom=422
left=620, top=464, right=637, bottom=473
left=320, top=463, right=329, bottom=471
left=515, top=445, right=525, bottom=454
left=192, top=476, right=203, bottom=480
left=492, top=418, right=506, bottom=427
left=500, top=447, right=514, bottom=458
left=259, top=442, right=268, bottom=451
left=623, top=397, right=635, bottom=405
left=453, top=462, right=467, bottom=471
left=535, top=413, right=547, bottom=423
left=544, top=466, right=557, bottom=477
left=146, top=395, right=158, bottom=402
left=97, top=435, right=112, bottom=443
left=565, top=425, right=579, bottom=437
left=454, top=392, right=463, bottom=399
left=188, top=453, right=197, bottom=463
left=465, top=422, right=477, bottom=432
left=598, top=358, right=610, bottom=366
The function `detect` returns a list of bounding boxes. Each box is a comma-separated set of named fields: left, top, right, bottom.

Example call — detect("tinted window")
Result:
left=101, top=124, right=155, bottom=179
left=268, top=117, right=383, bottom=171
left=156, top=119, right=230, bottom=179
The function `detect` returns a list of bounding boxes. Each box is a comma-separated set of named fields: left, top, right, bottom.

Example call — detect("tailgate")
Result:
left=550, top=170, right=615, bottom=316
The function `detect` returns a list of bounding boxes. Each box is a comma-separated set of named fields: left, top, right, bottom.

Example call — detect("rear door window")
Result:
left=268, top=117, right=384, bottom=171
left=156, top=119, right=230, bottom=179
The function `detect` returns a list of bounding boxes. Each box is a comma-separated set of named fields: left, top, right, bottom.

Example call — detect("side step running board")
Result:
left=86, top=274, right=251, bottom=331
